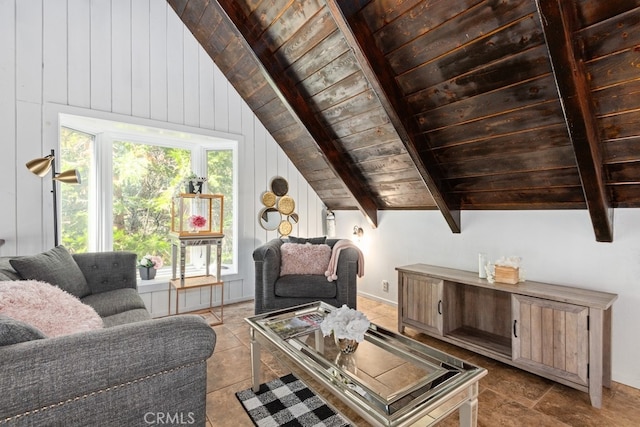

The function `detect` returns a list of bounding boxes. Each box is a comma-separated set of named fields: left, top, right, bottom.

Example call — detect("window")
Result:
left=58, top=114, right=238, bottom=276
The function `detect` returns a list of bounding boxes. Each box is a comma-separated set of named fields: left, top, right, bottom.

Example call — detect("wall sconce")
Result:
left=26, top=149, right=81, bottom=246
left=353, top=225, right=364, bottom=241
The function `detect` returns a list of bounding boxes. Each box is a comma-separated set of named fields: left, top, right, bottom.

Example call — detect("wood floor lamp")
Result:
left=26, top=149, right=81, bottom=247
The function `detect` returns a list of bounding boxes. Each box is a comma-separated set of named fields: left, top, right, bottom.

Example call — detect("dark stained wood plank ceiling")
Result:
left=167, top=0, right=640, bottom=242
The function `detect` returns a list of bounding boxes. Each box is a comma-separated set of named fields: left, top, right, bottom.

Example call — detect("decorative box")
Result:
left=170, top=193, right=224, bottom=237
left=494, top=265, right=519, bottom=285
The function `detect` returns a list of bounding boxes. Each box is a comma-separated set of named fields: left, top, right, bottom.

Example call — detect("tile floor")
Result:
left=203, top=297, right=639, bottom=426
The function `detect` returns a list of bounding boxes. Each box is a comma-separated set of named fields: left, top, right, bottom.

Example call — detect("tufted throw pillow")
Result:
left=280, top=243, right=332, bottom=276
left=0, top=280, right=103, bottom=338
left=9, top=245, right=91, bottom=298
left=287, top=236, right=327, bottom=245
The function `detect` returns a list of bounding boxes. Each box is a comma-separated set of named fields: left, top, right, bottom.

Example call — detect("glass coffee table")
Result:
left=246, top=302, right=487, bottom=426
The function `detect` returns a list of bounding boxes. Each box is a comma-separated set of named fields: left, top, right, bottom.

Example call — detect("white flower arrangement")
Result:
left=320, top=305, right=370, bottom=343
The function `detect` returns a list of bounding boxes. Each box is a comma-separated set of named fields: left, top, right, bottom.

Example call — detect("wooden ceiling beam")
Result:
left=328, top=0, right=461, bottom=233
left=535, top=0, right=613, bottom=242
left=211, top=0, right=379, bottom=227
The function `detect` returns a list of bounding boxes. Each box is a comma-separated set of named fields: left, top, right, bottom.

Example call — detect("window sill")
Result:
left=137, top=269, right=238, bottom=294
left=137, top=276, right=171, bottom=293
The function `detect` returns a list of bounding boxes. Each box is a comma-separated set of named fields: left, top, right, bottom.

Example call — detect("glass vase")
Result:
left=334, top=336, right=359, bottom=354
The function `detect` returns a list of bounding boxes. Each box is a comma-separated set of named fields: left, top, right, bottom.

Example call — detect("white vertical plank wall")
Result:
left=67, top=0, right=91, bottom=108
left=90, top=0, right=112, bottom=112
left=15, top=0, right=44, bottom=255
left=0, top=0, right=325, bottom=316
left=131, top=0, right=151, bottom=118
left=43, top=1, right=68, bottom=105
left=198, top=49, right=215, bottom=130
left=0, top=0, right=17, bottom=256
left=111, top=0, right=133, bottom=116
left=149, top=0, right=168, bottom=121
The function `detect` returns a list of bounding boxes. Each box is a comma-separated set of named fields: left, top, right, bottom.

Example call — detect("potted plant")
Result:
left=138, top=254, right=163, bottom=280
left=183, top=172, right=207, bottom=194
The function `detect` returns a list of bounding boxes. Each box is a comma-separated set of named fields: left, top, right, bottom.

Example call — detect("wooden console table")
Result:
left=397, top=264, right=617, bottom=408
left=169, top=232, right=224, bottom=325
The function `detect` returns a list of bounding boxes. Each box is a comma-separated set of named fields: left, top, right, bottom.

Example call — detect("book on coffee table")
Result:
left=266, top=312, right=324, bottom=340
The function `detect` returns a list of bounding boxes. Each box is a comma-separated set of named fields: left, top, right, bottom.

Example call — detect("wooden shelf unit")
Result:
left=169, top=275, right=224, bottom=325
left=397, top=264, right=617, bottom=408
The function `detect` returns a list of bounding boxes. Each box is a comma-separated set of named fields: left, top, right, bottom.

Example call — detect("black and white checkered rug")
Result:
left=235, top=373, right=351, bottom=427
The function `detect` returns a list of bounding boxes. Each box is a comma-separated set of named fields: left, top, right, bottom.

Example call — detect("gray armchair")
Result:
left=253, top=238, right=360, bottom=314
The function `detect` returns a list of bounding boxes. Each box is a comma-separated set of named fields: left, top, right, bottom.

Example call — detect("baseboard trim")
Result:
left=357, top=291, right=397, bottom=307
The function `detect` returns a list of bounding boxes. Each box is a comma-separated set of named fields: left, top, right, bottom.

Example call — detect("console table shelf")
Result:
left=397, top=263, right=618, bottom=408
left=447, top=326, right=512, bottom=358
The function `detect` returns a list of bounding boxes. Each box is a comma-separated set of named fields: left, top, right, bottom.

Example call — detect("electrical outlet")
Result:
left=382, top=280, right=389, bottom=292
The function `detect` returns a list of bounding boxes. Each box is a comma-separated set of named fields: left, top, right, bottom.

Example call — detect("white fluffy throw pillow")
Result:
left=280, top=243, right=332, bottom=276
left=0, top=280, right=103, bottom=337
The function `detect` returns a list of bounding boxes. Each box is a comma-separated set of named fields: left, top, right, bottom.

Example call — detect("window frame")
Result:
left=45, top=105, right=240, bottom=277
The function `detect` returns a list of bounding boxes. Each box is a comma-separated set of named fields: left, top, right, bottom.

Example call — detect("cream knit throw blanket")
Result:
left=324, top=239, right=364, bottom=282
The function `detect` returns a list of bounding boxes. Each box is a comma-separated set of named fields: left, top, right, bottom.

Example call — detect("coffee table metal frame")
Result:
left=246, top=302, right=487, bottom=427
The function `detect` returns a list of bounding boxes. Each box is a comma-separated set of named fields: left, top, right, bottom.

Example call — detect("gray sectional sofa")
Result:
left=0, top=247, right=216, bottom=426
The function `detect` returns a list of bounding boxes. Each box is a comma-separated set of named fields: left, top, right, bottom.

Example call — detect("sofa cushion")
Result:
left=0, top=314, right=46, bottom=346
left=81, top=288, right=147, bottom=318
left=0, top=280, right=103, bottom=337
left=101, top=308, right=152, bottom=328
left=9, top=246, right=91, bottom=298
left=287, top=236, right=327, bottom=245
left=280, top=243, right=331, bottom=276
left=0, top=258, right=22, bottom=281
left=275, top=275, right=337, bottom=299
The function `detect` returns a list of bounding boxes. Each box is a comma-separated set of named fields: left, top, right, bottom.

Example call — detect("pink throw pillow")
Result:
left=0, top=280, right=103, bottom=337
left=280, top=243, right=331, bottom=276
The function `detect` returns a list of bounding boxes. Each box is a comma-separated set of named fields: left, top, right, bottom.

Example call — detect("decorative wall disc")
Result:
left=261, top=191, right=276, bottom=207
left=270, top=176, right=289, bottom=197
left=278, top=220, right=293, bottom=236
left=278, top=195, right=295, bottom=215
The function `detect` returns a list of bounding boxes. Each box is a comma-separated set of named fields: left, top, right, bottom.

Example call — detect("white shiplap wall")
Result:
left=0, top=0, right=325, bottom=314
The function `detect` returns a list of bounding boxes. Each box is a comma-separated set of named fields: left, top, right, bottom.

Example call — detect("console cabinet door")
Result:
left=512, top=295, right=588, bottom=386
left=401, top=273, right=443, bottom=335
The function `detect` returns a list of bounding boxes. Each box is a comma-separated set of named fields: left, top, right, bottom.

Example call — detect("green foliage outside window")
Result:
left=59, top=127, right=91, bottom=253
left=111, top=141, right=191, bottom=264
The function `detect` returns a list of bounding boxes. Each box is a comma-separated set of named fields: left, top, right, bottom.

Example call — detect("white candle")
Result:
left=479, top=253, right=487, bottom=278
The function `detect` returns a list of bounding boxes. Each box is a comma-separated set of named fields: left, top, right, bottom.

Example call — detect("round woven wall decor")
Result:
left=261, top=191, right=276, bottom=207
left=277, top=195, right=295, bottom=215
left=278, top=220, right=293, bottom=236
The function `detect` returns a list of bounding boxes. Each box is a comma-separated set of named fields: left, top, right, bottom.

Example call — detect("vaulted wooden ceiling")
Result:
left=167, top=0, right=640, bottom=242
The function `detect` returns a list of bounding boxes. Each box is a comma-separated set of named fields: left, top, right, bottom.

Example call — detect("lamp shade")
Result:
left=25, top=149, right=80, bottom=247
left=53, top=169, right=81, bottom=184
left=26, top=155, right=54, bottom=177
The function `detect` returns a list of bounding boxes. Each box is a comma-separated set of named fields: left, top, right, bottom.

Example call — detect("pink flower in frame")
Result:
left=188, top=214, right=207, bottom=229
